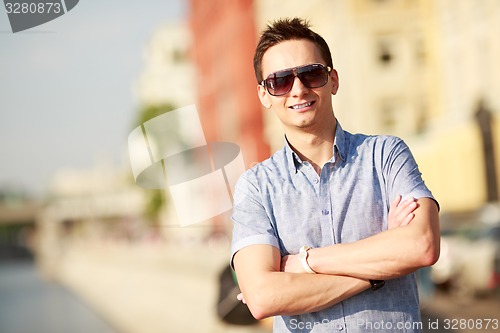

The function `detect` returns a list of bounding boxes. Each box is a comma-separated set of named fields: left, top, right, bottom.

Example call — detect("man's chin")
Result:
left=294, top=117, right=316, bottom=128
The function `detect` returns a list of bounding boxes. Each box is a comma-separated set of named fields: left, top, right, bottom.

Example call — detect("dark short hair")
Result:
left=253, top=17, right=334, bottom=83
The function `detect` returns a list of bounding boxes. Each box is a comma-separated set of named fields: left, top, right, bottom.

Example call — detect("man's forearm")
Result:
left=308, top=227, right=428, bottom=279
left=233, top=245, right=370, bottom=320
left=240, top=272, right=369, bottom=319
left=307, top=198, right=440, bottom=280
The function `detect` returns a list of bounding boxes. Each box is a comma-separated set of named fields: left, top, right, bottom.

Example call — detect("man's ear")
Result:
left=257, top=84, right=272, bottom=109
left=330, top=68, right=339, bottom=95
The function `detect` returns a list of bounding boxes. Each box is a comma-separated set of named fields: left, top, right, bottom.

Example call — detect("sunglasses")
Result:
left=260, top=63, right=332, bottom=97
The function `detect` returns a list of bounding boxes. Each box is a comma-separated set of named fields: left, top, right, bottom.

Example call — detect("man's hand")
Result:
left=388, top=195, right=418, bottom=229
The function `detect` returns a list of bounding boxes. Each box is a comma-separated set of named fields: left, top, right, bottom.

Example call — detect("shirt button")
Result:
left=322, top=209, right=330, bottom=215
left=336, top=324, right=344, bottom=331
left=314, top=179, right=319, bottom=184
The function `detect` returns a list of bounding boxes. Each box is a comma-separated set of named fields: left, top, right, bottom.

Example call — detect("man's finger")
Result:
left=236, top=293, right=246, bottom=304
left=390, top=195, right=402, bottom=212
left=400, top=213, right=415, bottom=226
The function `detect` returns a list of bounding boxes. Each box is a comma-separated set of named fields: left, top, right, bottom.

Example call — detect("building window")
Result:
left=380, top=99, right=397, bottom=132
left=415, top=97, right=428, bottom=134
left=377, top=39, right=394, bottom=65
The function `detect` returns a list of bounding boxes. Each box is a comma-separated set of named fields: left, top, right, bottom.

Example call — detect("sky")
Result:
left=0, top=0, right=186, bottom=198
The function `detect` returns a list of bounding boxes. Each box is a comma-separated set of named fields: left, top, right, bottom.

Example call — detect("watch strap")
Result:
left=369, top=279, right=385, bottom=291
left=298, top=245, right=316, bottom=274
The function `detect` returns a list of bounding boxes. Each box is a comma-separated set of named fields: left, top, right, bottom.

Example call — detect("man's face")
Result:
left=258, top=39, right=339, bottom=132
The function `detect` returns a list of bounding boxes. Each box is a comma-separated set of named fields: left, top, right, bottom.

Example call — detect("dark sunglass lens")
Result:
left=267, top=71, right=294, bottom=96
left=298, top=65, right=328, bottom=88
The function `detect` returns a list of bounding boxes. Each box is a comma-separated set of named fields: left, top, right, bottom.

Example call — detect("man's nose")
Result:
left=289, top=76, right=309, bottom=96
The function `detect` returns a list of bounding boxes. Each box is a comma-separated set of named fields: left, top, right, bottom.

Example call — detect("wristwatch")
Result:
left=298, top=245, right=316, bottom=274
left=369, top=279, right=385, bottom=291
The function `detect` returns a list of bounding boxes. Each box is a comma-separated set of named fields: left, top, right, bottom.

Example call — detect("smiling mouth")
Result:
left=289, top=101, right=314, bottom=110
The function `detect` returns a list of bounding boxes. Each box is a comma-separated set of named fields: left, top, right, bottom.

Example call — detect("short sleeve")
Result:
left=230, top=172, right=279, bottom=269
left=382, top=137, right=439, bottom=210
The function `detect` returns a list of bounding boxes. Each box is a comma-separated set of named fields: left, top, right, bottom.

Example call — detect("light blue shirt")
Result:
left=231, top=122, right=438, bottom=332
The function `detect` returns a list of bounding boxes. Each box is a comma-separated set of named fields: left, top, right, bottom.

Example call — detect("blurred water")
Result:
left=0, top=260, right=117, bottom=333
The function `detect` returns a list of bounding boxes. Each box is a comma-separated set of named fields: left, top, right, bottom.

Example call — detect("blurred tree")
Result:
left=135, top=103, right=177, bottom=128
left=133, top=103, right=177, bottom=225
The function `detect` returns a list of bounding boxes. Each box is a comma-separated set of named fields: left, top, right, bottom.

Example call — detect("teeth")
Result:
left=291, top=102, right=312, bottom=109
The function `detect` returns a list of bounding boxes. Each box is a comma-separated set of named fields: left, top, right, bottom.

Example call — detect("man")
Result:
left=231, top=18, right=439, bottom=332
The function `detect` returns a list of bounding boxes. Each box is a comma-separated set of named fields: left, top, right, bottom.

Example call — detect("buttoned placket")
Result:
left=322, top=158, right=349, bottom=332
left=319, top=162, right=336, bottom=246
left=319, top=164, right=331, bottom=213
left=294, top=148, right=348, bottom=330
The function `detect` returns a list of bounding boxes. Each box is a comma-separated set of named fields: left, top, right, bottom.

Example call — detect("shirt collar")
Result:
left=284, top=120, right=347, bottom=174
left=334, top=121, right=347, bottom=163
left=284, top=136, right=302, bottom=174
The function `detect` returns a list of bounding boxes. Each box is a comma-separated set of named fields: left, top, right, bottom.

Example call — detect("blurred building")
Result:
left=133, top=20, right=239, bottom=237
left=134, top=21, right=197, bottom=107
left=410, top=0, right=500, bottom=212
left=36, top=163, right=147, bottom=278
left=189, top=0, right=270, bottom=166
left=188, top=0, right=499, bottom=214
